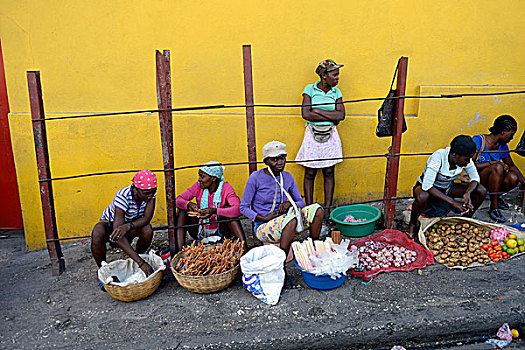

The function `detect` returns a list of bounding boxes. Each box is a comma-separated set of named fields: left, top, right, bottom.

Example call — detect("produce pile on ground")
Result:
left=175, top=239, right=243, bottom=276
left=480, top=229, right=525, bottom=262
left=426, top=223, right=492, bottom=267
left=357, top=241, right=417, bottom=270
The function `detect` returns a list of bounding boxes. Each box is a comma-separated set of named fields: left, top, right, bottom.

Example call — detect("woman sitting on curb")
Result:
left=91, top=170, right=157, bottom=289
left=175, top=161, right=247, bottom=252
left=408, top=135, right=487, bottom=238
left=240, top=140, right=324, bottom=258
left=473, top=115, right=525, bottom=223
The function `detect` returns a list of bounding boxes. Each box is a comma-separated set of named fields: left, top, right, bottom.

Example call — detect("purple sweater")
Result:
left=240, top=169, right=305, bottom=223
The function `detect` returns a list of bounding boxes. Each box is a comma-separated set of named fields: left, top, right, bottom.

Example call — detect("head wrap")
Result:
left=489, top=115, right=517, bottom=134
left=200, top=161, right=225, bottom=179
left=315, top=59, right=344, bottom=77
left=132, top=170, right=157, bottom=190
left=450, top=135, right=477, bottom=156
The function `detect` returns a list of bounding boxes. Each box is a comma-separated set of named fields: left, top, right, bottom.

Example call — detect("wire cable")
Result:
left=32, top=90, right=525, bottom=122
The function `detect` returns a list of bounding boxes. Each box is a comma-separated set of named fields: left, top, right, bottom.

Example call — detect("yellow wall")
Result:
left=1, top=1, right=524, bottom=251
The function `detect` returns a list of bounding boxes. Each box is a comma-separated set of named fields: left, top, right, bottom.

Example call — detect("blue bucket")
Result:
left=294, top=260, right=345, bottom=291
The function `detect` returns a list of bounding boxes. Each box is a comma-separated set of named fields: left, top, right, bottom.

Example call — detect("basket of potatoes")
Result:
left=417, top=217, right=521, bottom=269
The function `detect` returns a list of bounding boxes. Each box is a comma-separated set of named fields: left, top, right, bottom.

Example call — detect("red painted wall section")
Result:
left=0, top=39, right=23, bottom=229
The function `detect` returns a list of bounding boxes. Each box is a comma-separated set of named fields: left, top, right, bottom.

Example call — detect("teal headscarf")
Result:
left=199, top=161, right=225, bottom=226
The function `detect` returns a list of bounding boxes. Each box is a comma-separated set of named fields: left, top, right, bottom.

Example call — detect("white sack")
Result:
left=240, top=245, right=285, bottom=305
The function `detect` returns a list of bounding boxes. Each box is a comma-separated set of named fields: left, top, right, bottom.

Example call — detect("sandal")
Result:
left=498, top=197, right=510, bottom=211
left=489, top=209, right=506, bottom=223
left=98, top=280, right=106, bottom=292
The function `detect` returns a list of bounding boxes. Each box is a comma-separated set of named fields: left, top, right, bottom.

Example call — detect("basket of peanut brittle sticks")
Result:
left=170, top=239, right=243, bottom=293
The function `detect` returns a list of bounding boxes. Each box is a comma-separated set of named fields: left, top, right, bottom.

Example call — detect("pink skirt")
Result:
left=295, top=125, right=343, bottom=168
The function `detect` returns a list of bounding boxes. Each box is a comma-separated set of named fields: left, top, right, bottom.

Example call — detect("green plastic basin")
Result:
left=330, top=204, right=381, bottom=237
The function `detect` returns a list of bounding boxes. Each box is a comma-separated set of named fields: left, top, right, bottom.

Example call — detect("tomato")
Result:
left=482, top=244, right=490, bottom=250
left=494, top=245, right=502, bottom=251
left=490, top=240, right=499, bottom=246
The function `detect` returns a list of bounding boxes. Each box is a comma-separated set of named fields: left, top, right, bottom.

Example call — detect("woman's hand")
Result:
left=277, top=201, right=292, bottom=215
left=198, top=208, right=217, bottom=219
left=263, top=212, right=279, bottom=222
left=452, top=200, right=470, bottom=215
left=139, top=260, right=154, bottom=277
left=187, top=202, right=199, bottom=213
left=462, top=193, right=474, bottom=215
left=109, top=224, right=130, bottom=243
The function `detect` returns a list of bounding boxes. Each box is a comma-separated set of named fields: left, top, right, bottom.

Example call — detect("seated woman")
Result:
left=408, top=135, right=487, bottom=237
left=240, top=140, right=324, bottom=258
left=473, top=115, right=525, bottom=223
left=175, top=161, right=247, bottom=252
left=91, top=170, right=157, bottom=283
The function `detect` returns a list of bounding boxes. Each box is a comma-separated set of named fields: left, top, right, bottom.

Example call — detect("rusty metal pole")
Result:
left=156, top=50, right=176, bottom=257
left=242, top=45, right=257, bottom=174
left=383, top=57, right=408, bottom=229
left=27, top=71, right=65, bottom=276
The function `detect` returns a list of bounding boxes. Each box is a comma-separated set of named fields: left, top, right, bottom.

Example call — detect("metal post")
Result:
left=242, top=45, right=257, bottom=174
left=155, top=50, right=176, bottom=257
left=27, top=71, right=65, bottom=276
left=383, top=57, right=408, bottom=229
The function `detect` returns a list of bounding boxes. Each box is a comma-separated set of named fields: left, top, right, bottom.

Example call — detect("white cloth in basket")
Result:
left=98, top=253, right=165, bottom=287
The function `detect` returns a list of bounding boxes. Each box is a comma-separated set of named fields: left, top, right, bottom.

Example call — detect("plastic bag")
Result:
left=98, top=253, right=166, bottom=287
left=308, top=240, right=359, bottom=279
left=240, top=245, right=285, bottom=305
left=349, top=230, right=435, bottom=282
left=516, top=130, right=525, bottom=157
left=486, top=323, right=513, bottom=348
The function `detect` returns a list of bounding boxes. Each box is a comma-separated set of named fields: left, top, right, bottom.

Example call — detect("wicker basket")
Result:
left=103, top=271, right=163, bottom=302
left=170, top=250, right=239, bottom=293
left=100, top=254, right=165, bottom=302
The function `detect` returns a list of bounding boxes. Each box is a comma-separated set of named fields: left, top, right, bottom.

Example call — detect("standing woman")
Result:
left=473, top=115, right=525, bottom=223
left=295, top=59, right=346, bottom=222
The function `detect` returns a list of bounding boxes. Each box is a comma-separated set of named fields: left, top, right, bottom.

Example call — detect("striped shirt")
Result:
left=100, top=185, right=156, bottom=222
left=418, top=147, right=480, bottom=191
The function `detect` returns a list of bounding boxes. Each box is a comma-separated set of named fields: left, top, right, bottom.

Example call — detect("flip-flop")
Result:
left=98, top=280, right=106, bottom=292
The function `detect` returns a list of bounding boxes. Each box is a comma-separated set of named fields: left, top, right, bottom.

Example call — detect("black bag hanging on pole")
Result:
left=516, top=130, right=525, bottom=157
left=376, top=61, right=407, bottom=137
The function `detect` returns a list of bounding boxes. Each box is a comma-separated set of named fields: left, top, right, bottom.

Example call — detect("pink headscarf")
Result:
left=132, top=170, right=157, bottom=190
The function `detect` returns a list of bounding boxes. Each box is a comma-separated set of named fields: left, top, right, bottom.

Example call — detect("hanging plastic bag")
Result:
left=240, top=245, right=286, bottom=305
left=516, top=130, right=525, bottom=157
left=376, top=60, right=408, bottom=138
